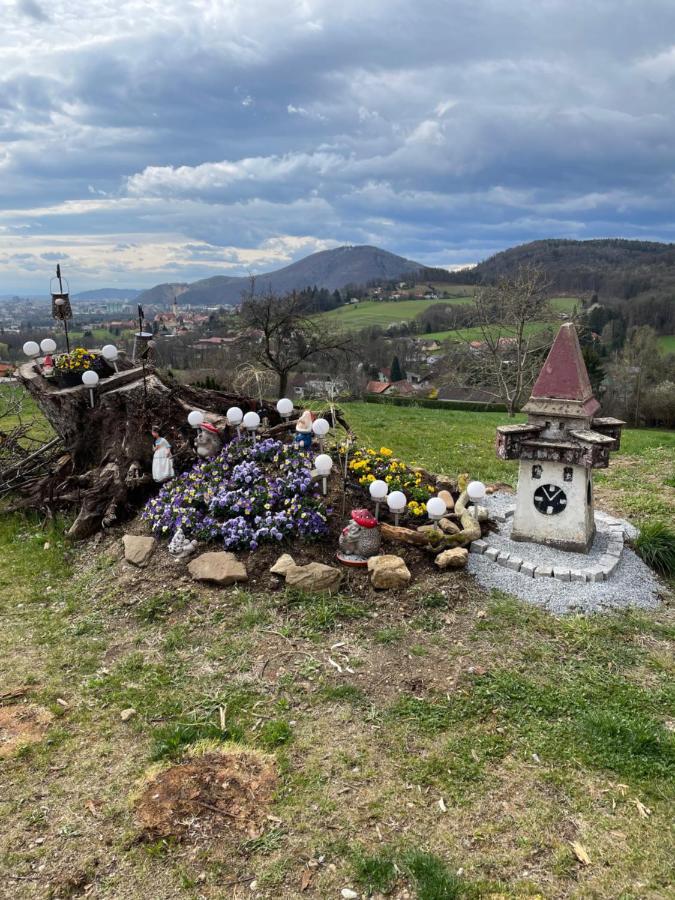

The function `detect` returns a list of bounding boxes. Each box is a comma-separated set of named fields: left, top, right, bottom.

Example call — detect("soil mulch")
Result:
left=135, top=748, right=277, bottom=842
left=0, top=704, right=54, bottom=758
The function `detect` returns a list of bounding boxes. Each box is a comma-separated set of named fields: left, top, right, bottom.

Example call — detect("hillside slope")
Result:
left=137, top=245, right=424, bottom=307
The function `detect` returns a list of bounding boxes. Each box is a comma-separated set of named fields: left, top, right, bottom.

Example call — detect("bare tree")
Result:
left=240, top=288, right=353, bottom=398
left=453, top=265, right=553, bottom=416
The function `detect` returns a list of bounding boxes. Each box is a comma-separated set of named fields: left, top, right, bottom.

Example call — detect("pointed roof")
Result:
left=524, top=323, right=600, bottom=417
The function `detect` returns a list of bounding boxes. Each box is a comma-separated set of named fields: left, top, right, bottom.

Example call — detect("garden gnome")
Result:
left=337, top=508, right=381, bottom=566
left=151, top=425, right=174, bottom=483
left=294, top=409, right=314, bottom=451
left=168, top=526, right=198, bottom=560
left=42, top=354, right=54, bottom=376
left=195, top=422, right=223, bottom=458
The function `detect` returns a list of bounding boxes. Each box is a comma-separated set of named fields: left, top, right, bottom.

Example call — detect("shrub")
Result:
left=142, top=437, right=329, bottom=551
left=635, top=521, right=675, bottom=577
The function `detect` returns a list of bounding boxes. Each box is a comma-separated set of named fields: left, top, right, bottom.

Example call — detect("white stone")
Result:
left=285, top=562, right=342, bottom=593
left=188, top=552, right=248, bottom=585
left=270, top=553, right=296, bottom=576
left=496, top=551, right=510, bottom=567
left=367, top=555, right=411, bottom=590
left=485, top=546, right=500, bottom=561
left=570, top=570, right=588, bottom=582
left=606, top=542, right=623, bottom=557
left=435, top=548, right=468, bottom=569
left=534, top=565, right=553, bottom=578
left=520, top=561, right=536, bottom=577
left=552, top=567, right=571, bottom=581
left=470, top=539, right=488, bottom=554
left=341, top=890, right=359, bottom=899
left=506, top=556, right=523, bottom=572
left=598, top=554, right=619, bottom=576
left=585, top=567, right=605, bottom=583
left=123, top=534, right=156, bottom=567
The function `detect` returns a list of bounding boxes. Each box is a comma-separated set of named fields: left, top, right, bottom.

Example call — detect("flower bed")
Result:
left=348, top=446, right=436, bottom=516
left=52, top=348, right=112, bottom=386
left=142, top=438, right=329, bottom=550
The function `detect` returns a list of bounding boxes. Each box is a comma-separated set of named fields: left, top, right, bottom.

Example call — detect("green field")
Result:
left=319, top=298, right=470, bottom=330
left=657, top=334, right=675, bottom=354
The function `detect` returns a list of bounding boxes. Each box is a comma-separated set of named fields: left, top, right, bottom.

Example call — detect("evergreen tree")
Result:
left=390, top=355, right=405, bottom=382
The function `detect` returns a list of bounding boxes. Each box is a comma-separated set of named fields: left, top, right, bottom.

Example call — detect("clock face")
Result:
left=533, top=484, right=567, bottom=516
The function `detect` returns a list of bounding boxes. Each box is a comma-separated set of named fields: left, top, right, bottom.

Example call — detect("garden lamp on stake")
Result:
left=467, top=480, right=486, bottom=518
left=387, top=490, right=407, bottom=526
left=276, top=397, right=293, bottom=422
left=50, top=265, right=72, bottom=353
left=426, top=496, right=447, bottom=529
left=227, top=406, right=243, bottom=437
left=369, top=479, right=389, bottom=520
left=187, top=410, right=205, bottom=428
left=312, top=417, right=330, bottom=450
left=101, top=344, right=119, bottom=373
left=243, top=411, right=261, bottom=443
left=40, top=338, right=56, bottom=355
left=82, top=369, right=99, bottom=408
left=314, top=453, right=333, bottom=495
left=23, top=341, right=40, bottom=360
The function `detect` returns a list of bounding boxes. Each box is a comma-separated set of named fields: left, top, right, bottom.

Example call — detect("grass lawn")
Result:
left=657, top=334, right=675, bottom=354
left=318, top=298, right=471, bottom=330
left=0, top=404, right=673, bottom=898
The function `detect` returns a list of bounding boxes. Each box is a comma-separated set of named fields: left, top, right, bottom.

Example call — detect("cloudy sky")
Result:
left=2, top=0, right=675, bottom=292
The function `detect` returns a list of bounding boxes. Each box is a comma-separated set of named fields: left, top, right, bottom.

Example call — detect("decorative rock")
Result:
left=496, top=551, right=510, bottom=567
left=270, top=554, right=296, bottom=576
left=534, top=565, right=553, bottom=578
left=417, top=524, right=442, bottom=534
left=485, top=546, right=500, bottom=561
left=570, top=569, right=588, bottom=582
left=435, top=475, right=455, bottom=492
left=341, top=890, right=359, bottom=900
left=520, top=561, right=536, bottom=577
left=606, top=542, right=623, bottom=557
left=435, top=548, right=468, bottom=569
left=505, top=556, right=523, bottom=572
left=120, top=708, right=137, bottom=722
left=188, top=552, right=248, bottom=586
left=367, top=555, right=411, bottom=589
left=585, top=567, right=605, bottom=583
left=437, top=490, right=455, bottom=511
left=552, top=567, right=571, bottom=581
left=439, top=517, right=460, bottom=535
left=123, top=534, right=156, bottom=567
left=285, top=562, right=342, bottom=593
left=470, top=539, right=488, bottom=554
left=598, top=554, right=619, bottom=576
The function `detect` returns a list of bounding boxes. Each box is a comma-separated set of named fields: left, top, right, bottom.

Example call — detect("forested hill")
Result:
left=471, top=238, right=675, bottom=300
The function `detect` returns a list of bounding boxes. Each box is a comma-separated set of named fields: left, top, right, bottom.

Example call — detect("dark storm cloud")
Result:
left=2, top=0, right=675, bottom=289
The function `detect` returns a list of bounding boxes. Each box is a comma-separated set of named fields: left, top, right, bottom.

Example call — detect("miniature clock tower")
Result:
left=496, top=323, right=624, bottom=553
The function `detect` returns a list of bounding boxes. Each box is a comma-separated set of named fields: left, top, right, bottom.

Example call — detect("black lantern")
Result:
left=50, top=264, right=72, bottom=352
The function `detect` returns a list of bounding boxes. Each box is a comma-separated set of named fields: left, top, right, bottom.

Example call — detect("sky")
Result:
left=2, top=0, right=675, bottom=293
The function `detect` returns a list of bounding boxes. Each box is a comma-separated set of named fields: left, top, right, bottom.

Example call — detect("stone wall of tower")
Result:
left=510, top=458, right=595, bottom=553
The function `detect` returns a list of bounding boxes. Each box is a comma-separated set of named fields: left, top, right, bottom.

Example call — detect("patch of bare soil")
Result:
left=0, top=703, right=53, bottom=758
left=135, top=748, right=277, bottom=842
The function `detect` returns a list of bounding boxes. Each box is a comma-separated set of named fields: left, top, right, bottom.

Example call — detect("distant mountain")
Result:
left=137, top=245, right=424, bottom=307
left=472, top=238, right=675, bottom=299
left=73, top=288, right=141, bottom=301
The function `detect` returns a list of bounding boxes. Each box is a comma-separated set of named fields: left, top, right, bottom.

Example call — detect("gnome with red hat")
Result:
left=195, top=421, right=223, bottom=458
left=337, top=508, right=381, bottom=566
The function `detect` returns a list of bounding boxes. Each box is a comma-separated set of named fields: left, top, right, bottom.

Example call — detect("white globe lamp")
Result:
left=82, top=369, right=99, bottom=408
left=369, top=478, right=389, bottom=519
left=227, top=406, right=243, bottom=435
left=426, top=496, right=447, bottom=527
left=467, top=480, right=487, bottom=519
left=101, top=344, right=119, bottom=372
left=23, top=341, right=40, bottom=359
left=276, top=397, right=293, bottom=420
left=387, top=490, right=407, bottom=526
left=243, top=410, right=261, bottom=442
left=314, top=453, right=333, bottom=494
left=187, top=410, right=205, bottom=428
left=312, top=417, right=330, bottom=450
left=40, top=338, right=56, bottom=354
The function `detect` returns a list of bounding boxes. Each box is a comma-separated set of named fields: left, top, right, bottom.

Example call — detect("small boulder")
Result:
left=435, top=547, right=469, bottom=569
left=285, top=562, right=341, bottom=594
left=270, top=553, right=296, bottom=576
left=437, top=490, right=455, bottom=511
left=435, top=475, right=456, bottom=492
left=439, top=517, right=460, bottom=535
left=188, top=552, right=248, bottom=586
left=417, top=524, right=441, bottom=534
left=123, top=534, right=156, bottom=567
left=120, top=707, right=137, bottom=722
left=367, top=555, right=411, bottom=590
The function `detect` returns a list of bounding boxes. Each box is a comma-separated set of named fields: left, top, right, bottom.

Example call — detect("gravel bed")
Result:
left=471, top=494, right=665, bottom=614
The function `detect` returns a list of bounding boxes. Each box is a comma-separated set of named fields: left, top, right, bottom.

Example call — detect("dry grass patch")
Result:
left=0, top=704, right=53, bottom=759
